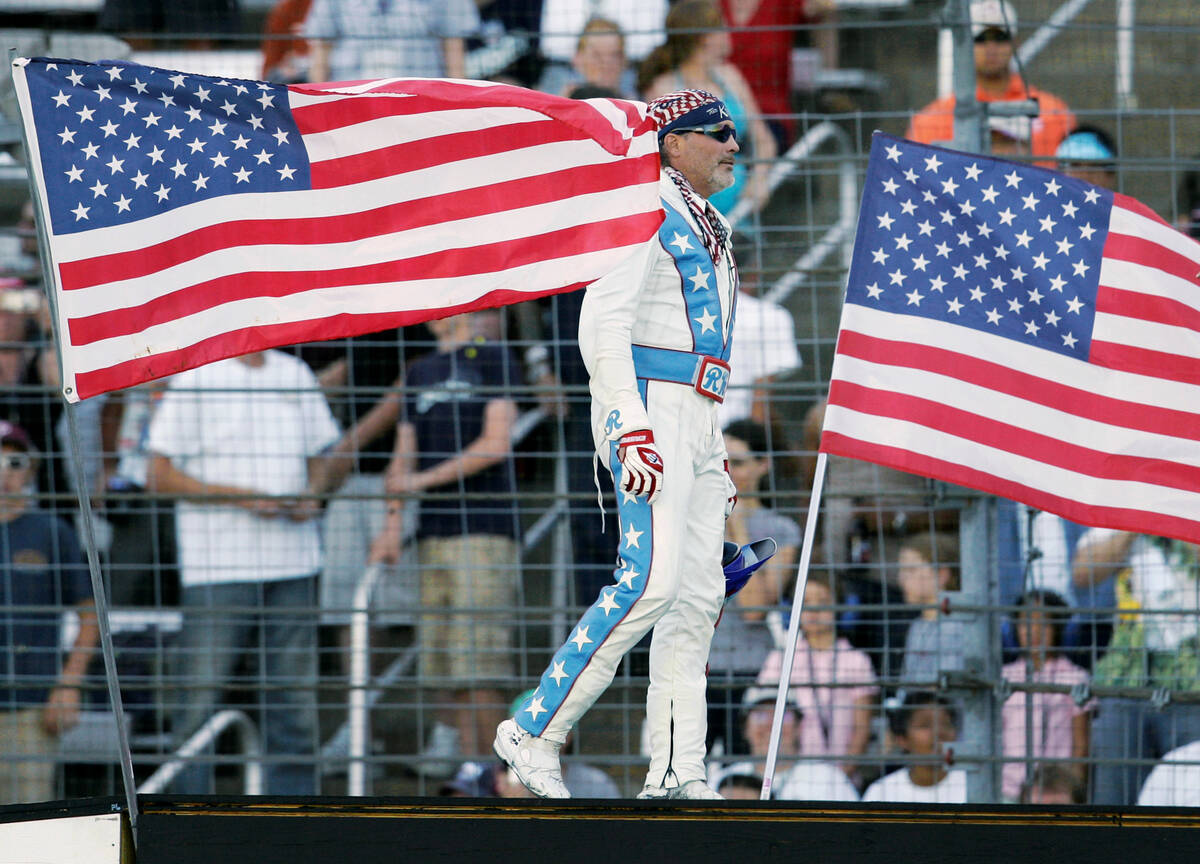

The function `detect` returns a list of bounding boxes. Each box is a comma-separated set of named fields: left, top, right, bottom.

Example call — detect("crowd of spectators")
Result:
left=2, top=0, right=1200, bottom=810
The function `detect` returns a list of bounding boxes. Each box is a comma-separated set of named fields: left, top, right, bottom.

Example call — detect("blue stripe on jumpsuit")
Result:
left=659, top=202, right=727, bottom=357
left=519, top=380, right=654, bottom=736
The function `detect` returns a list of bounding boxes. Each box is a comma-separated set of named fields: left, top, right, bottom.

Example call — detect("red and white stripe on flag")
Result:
left=823, top=133, right=1200, bottom=545
left=12, top=58, right=663, bottom=401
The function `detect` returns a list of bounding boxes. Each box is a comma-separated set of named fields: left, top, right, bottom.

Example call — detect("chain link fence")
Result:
left=1, top=0, right=1198, bottom=808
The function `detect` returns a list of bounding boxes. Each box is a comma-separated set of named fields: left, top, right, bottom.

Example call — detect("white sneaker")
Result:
left=638, top=779, right=724, bottom=800
left=636, top=784, right=671, bottom=799
left=417, top=722, right=461, bottom=779
left=669, top=779, right=724, bottom=800
left=493, top=718, right=570, bottom=799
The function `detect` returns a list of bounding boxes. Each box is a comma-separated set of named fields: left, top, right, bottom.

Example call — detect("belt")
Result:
left=631, top=345, right=730, bottom=404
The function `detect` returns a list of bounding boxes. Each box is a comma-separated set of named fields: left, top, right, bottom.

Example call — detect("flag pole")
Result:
left=760, top=449, right=828, bottom=799
left=10, top=56, right=141, bottom=838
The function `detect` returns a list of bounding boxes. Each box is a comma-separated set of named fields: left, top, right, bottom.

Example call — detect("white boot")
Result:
left=668, top=779, right=724, bottom=800
left=493, top=718, right=570, bottom=799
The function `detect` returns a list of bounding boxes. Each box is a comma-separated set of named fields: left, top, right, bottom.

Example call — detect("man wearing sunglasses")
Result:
left=496, top=89, right=741, bottom=800
left=907, top=0, right=1075, bottom=160
left=0, top=420, right=97, bottom=803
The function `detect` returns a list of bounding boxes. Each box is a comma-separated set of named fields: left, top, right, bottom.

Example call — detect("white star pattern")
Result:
left=669, top=231, right=692, bottom=254
left=598, top=590, right=621, bottom=616
left=616, top=567, right=639, bottom=589
left=525, top=696, right=547, bottom=720
left=687, top=266, right=711, bottom=291
left=849, top=137, right=1110, bottom=359
left=623, top=523, right=643, bottom=549
left=27, top=61, right=309, bottom=237
left=549, top=661, right=569, bottom=685
left=570, top=627, right=594, bottom=652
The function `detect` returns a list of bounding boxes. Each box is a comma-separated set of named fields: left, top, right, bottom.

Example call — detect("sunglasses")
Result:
left=0, top=452, right=31, bottom=471
left=672, top=124, right=738, bottom=144
left=974, top=29, right=1012, bottom=44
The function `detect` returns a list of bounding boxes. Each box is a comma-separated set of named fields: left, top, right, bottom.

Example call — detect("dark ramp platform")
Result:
left=130, top=796, right=1200, bottom=864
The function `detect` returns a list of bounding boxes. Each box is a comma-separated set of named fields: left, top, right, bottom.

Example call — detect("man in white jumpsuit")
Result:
left=495, top=89, right=740, bottom=799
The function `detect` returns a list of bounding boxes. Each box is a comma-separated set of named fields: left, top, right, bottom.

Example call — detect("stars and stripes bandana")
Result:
left=665, top=165, right=728, bottom=266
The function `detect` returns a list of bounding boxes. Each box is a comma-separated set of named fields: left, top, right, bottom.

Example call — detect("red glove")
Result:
left=723, top=459, right=737, bottom=518
left=617, top=429, right=664, bottom=503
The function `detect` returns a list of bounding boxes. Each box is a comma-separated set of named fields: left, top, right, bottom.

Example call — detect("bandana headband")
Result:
left=647, top=88, right=732, bottom=141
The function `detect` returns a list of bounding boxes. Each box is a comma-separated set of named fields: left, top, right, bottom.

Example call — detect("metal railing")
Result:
left=741, top=120, right=859, bottom=306
left=137, top=709, right=262, bottom=795
left=338, top=406, right=574, bottom=794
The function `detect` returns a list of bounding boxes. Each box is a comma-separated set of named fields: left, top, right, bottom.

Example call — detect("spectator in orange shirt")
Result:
left=907, top=0, right=1074, bottom=161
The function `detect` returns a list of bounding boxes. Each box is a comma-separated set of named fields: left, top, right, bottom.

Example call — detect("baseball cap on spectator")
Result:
left=1055, top=127, right=1117, bottom=163
left=970, top=0, right=1017, bottom=38
left=0, top=420, right=34, bottom=453
left=742, top=684, right=803, bottom=715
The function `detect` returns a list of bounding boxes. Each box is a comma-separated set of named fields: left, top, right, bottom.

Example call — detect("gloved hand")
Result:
left=616, top=429, right=663, bottom=503
left=723, top=459, right=737, bottom=518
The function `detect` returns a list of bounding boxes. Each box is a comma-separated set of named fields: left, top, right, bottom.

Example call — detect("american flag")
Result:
left=11, top=57, right=662, bottom=401
left=822, top=132, right=1200, bottom=545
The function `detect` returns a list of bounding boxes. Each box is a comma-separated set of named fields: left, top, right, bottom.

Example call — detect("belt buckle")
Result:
left=694, top=355, right=730, bottom=403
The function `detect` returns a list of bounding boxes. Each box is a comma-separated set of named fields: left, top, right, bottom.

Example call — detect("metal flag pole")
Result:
left=10, top=55, right=141, bottom=838
left=760, top=450, right=828, bottom=799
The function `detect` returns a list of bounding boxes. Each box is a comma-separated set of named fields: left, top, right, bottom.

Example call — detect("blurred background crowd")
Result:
left=1, top=0, right=1199, bottom=808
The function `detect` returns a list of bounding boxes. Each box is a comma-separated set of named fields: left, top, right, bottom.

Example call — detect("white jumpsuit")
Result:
left=514, top=173, right=738, bottom=789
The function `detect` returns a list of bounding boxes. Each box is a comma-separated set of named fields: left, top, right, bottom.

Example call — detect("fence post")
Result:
left=958, top=496, right=1001, bottom=802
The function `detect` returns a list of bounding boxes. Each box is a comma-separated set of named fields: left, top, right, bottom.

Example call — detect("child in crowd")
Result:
left=863, top=691, right=966, bottom=803
left=1020, top=764, right=1085, bottom=805
left=716, top=686, right=859, bottom=801
left=898, top=531, right=965, bottom=684
left=755, top=573, right=876, bottom=785
left=1001, top=590, right=1091, bottom=801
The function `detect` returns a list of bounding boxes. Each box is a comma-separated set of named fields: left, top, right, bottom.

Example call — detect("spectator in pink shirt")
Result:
left=756, top=573, right=877, bottom=783
left=1001, top=590, right=1091, bottom=801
